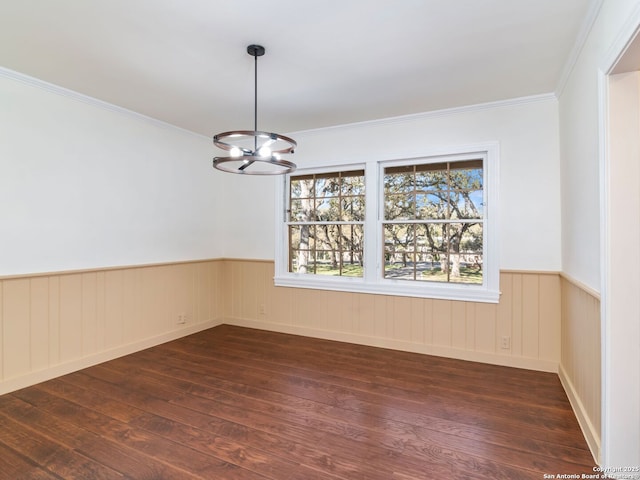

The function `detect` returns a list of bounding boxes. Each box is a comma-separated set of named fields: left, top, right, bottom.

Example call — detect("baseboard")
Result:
left=559, top=363, right=601, bottom=464
left=223, top=317, right=559, bottom=373
left=0, top=318, right=223, bottom=396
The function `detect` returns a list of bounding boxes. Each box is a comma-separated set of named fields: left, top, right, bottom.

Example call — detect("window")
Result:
left=288, top=170, right=365, bottom=277
left=383, top=160, right=484, bottom=284
left=275, top=144, right=499, bottom=303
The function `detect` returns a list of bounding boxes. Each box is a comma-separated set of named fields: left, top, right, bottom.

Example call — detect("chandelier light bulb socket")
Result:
left=258, top=145, right=272, bottom=157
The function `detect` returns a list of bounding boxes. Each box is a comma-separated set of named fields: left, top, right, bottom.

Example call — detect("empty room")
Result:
left=1, top=0, right=639, bottom=478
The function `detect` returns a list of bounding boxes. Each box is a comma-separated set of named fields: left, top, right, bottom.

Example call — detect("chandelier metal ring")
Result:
left=212, top=155, right=296, bottom=175
left=213, top=130, right=296, bottom=155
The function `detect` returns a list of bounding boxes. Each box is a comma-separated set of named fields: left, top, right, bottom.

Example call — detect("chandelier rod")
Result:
left=253, top=49, right=258, bottom=150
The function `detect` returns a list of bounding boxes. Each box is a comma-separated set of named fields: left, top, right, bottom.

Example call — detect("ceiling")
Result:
left=0, top=0, right=593, bottom=137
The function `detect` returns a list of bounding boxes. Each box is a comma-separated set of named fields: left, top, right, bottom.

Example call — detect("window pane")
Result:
left=415, top=168, right=447, bottom=191
left=385, top=252, right=416, bottom=280
left=416, top=193, right=448, bottom=220
left=341, top=259, right=363, bottom=277
left=384, top=170, right=414, bottom=194
left=316, top=197, right=340, bottom=221
left=314, top=249, right=335, bottom=275
left=384, top=224, right=415, bottom=254
left=341, top=196, right=365, bottom=221
left=314, top=224, right=335, bottom=253
left=306, top=253, right=319, bottom=274
left=385, top=193, right=414, bottom=220
left=290, top=178, right=314, bottom=199
left=339, top=224, right=364, bottom=277
left=339, top=224, right=363, bottom=249
left=315, top=176, right=340, bottom=198
left=290, top=198, right=314, bottom=221
left=446, top=223, right=483, bottom=284
left=450, top=162, right=483, bottom=190
left=469, top=190, right=483, bottom=216
left=385, top=223, right=420, bottom=279
left=291, top=250, right=314, bottom=274
left=449, top=190, right=483, bottom=219
left=289, top=225, right=316, bottom=250
left=414, top=224, right=448, bottom=283
left=341, top=172, right=365, bottom=195
left=415, top=223, right=446, bottom=254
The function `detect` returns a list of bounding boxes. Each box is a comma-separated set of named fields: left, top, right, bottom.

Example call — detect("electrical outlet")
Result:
left=177, top=313, right=187, bottom=325
left=259, top=304, right=266, bottom=315
left=500, top=335, right=511, bottom=349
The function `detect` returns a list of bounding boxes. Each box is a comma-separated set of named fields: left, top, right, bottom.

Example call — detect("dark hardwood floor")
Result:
left=0, top=324, right=596, bottom=479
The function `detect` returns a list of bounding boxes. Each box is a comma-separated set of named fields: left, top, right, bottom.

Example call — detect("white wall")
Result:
left=1, top=67, right=562, bottom=276
left=222, top=97, right=562, bottom=272
left=559, top=0, right=640, bottom=470
left=0, top=72, right=225, bottom=276
left=559, top=0, right=640, bottom=291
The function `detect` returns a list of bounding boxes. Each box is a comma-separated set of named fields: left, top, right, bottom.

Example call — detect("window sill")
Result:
left=274, top=274, right=500, bottom=303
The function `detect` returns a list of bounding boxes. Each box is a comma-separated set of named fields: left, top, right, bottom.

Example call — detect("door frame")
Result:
left=598, top=5, right=640, bottom=470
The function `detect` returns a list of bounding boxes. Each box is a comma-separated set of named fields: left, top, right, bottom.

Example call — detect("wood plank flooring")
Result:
left=0, top=324, right=596, bottom=479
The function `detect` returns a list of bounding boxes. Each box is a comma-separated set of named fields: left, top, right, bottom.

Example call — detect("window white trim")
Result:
left=274, top=142, right=500, bottom=303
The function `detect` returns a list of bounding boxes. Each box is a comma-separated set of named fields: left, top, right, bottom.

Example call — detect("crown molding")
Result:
left=601, top=0, right=640, bottom=74
left=555, top=0, right=605, bottom=98
left=288, top=93, right=557, bottom=137
left=0, top=66, right=209, bottom=140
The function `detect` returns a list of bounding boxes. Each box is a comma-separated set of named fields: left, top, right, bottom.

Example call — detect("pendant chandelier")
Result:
left=212, top=45, right=297, bottom=175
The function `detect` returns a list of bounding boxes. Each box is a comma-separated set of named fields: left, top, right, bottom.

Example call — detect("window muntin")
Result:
left=383, top=160, right=484, bottom=284
left=275, top=145, right=499, bottom=303
left=288, top=170, right=365, bottom=277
